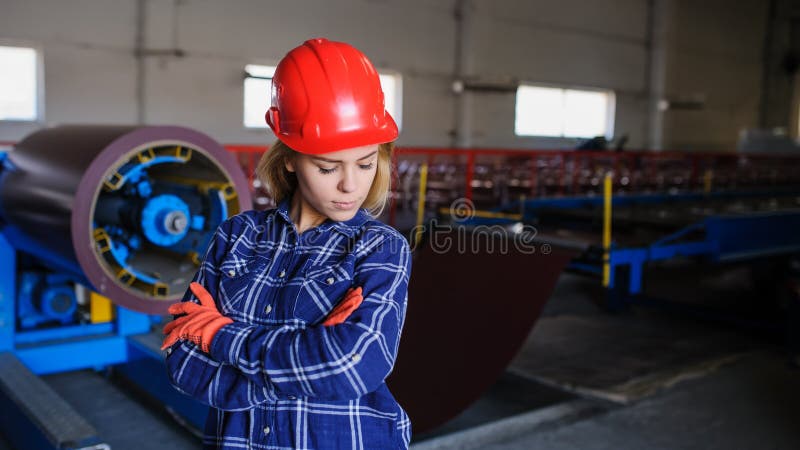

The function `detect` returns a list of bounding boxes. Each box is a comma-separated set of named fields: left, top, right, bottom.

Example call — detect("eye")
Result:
left=318, top=166, right=337, bottom=174
left=359, top=162, right=375, bottom=170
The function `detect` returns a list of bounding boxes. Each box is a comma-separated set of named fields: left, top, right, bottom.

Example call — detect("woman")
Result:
left=162, top=38, right=412, bottom=450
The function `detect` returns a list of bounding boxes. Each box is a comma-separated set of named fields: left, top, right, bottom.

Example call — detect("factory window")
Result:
left=243, top=64, right=403, bottom=131
left=379, top=72, right=403, bottom=131
left=243, top=64, right=277, bottom=129
left=0, top=45, right=40, bottom=122
left=515, top=85, right=615, bottom=139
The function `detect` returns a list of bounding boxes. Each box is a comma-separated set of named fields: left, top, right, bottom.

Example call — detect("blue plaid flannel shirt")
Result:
left=165, top=198, right=412, bottom=449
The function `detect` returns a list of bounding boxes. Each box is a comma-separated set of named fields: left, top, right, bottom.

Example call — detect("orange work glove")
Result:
left=322, top=287, right=363, bottom=326
left=161, top=282, right=233, bottom=352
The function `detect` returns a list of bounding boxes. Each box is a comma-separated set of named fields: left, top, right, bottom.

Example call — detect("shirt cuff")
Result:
left=209, top=321, right=254, bottom=366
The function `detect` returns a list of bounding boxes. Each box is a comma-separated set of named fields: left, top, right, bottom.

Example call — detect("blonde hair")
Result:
left=256, top=140, right=394, bottom=218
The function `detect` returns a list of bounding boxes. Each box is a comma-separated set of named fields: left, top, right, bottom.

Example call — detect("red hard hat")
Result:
left=265, top=38, right=398, bottom=155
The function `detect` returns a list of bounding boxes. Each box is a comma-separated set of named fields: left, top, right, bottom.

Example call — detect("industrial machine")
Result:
left=0, top=125, right=252, bottom=449
left=390, top=147, right=800, bottom=317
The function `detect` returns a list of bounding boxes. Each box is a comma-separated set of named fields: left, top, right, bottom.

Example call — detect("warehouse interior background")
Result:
left=1, top=0, right=800, bottom=449
left=3, top=0, right=798, bottom=150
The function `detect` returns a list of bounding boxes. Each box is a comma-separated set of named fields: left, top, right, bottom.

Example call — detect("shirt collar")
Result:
left=276, top=197, right=293, bottom=224
left=275, top=196, right=371, bottom=238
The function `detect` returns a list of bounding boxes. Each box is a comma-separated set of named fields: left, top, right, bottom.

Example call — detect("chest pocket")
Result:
left=294, top=261, right=355, bottom=324
left=218, top=254, right=269, bottom=313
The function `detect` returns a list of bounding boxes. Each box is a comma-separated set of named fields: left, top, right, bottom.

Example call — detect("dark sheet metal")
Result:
left=0, top=126, right=136, bottom=277
left=387, top=228, right=577, bottom=433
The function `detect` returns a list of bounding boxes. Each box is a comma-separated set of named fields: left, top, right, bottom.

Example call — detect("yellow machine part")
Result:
left=90, top=292, right=115, bottom=323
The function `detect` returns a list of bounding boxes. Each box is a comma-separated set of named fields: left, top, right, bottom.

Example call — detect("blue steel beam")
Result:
left=0, top=234, right=14, bottom=352
left=705, top=212, right=800, bottom=262
left=16, top=336, right=130, bottom=375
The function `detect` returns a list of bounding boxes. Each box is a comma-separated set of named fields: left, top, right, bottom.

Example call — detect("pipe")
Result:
left=135, top=0, right=146, bottom=124
left=646, top=0, right=670, bottom=151
left=453, top=0, right=474, bottom=148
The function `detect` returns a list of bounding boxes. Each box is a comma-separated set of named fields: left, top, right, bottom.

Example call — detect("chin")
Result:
left=328, top=209, right=357, bottom=222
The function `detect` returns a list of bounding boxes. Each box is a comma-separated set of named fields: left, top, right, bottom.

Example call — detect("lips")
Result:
left=332, top=200, right=356, bottom=210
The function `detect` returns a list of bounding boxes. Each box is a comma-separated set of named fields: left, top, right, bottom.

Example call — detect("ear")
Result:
left=285, top=157, right=295, bottom=173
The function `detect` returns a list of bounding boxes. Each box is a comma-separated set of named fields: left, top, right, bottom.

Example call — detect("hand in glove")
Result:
left=322, top=286, right=363, bottom=326
left=161, top=282, right=233, bottom=352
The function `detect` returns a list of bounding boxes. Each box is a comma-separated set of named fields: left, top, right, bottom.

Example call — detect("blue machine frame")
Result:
left=462, top=190, right=800, bottom=306
left=0, top=231, right=208, bottom=449
left=607, top=211, right=800, bottom=296
left=0, top=232, right=151, bottom=373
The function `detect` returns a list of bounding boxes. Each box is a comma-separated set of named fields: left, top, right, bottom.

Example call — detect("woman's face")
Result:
left=286, top=144, right=379, bottom=222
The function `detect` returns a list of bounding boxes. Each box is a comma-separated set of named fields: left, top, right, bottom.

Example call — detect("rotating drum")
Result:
left=0, top=125, right=252, bottom=314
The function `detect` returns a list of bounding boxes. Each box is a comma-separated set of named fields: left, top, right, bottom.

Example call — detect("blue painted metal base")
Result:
left=0, top=231, right=194, bottom=447
left=0, top=233, right=15, bottom=352
left=17, top=336, right=129, bottom=375
left=13, top=306, right=152, bottom=375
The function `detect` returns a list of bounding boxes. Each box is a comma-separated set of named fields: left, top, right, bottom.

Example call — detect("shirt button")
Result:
left=278, top=270, right=286, bottom=278
left=263, top=426, right=271, bottom=435
left=288, top=395, right=296, bottom=400
left=227, top=269, right=235, bottom=277
left=326, top=277, right=335, bottom=285
left=351, top=353, right=361, bottom=362
left=264, top=305, right=273, bottom=314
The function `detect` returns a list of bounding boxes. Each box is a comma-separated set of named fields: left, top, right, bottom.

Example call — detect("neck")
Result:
left=289, top=191, right=326, bottom=234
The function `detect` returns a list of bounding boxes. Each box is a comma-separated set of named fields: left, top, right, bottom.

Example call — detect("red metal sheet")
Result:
left=387, top=229, right=576, bottom=433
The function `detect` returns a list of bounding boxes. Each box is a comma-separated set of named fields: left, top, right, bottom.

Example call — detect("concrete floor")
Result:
left=413, top=350, right=800, bottom=450
left=472, top=351, right=800, bottom=450
left=411, top=265, right=800, bottom=450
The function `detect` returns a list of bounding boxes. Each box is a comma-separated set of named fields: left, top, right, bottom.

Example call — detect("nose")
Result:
left=338, top=166, right=357, bottom=193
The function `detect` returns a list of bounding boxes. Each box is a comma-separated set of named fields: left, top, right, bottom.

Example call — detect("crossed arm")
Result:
left=164, top=220, right=411, bottom=410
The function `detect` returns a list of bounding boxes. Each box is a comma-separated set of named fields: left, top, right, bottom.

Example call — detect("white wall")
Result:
left=465, top=0, right=649, bottom=149
left=0, top=0, right=457, bottom=147
left=0, top=0, right=778, bottom=151
left=0, top=0, right=140, bottom=140
left=140, top=0, right=456, bottom=146
left=659, top=0, right=767, bottom=151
